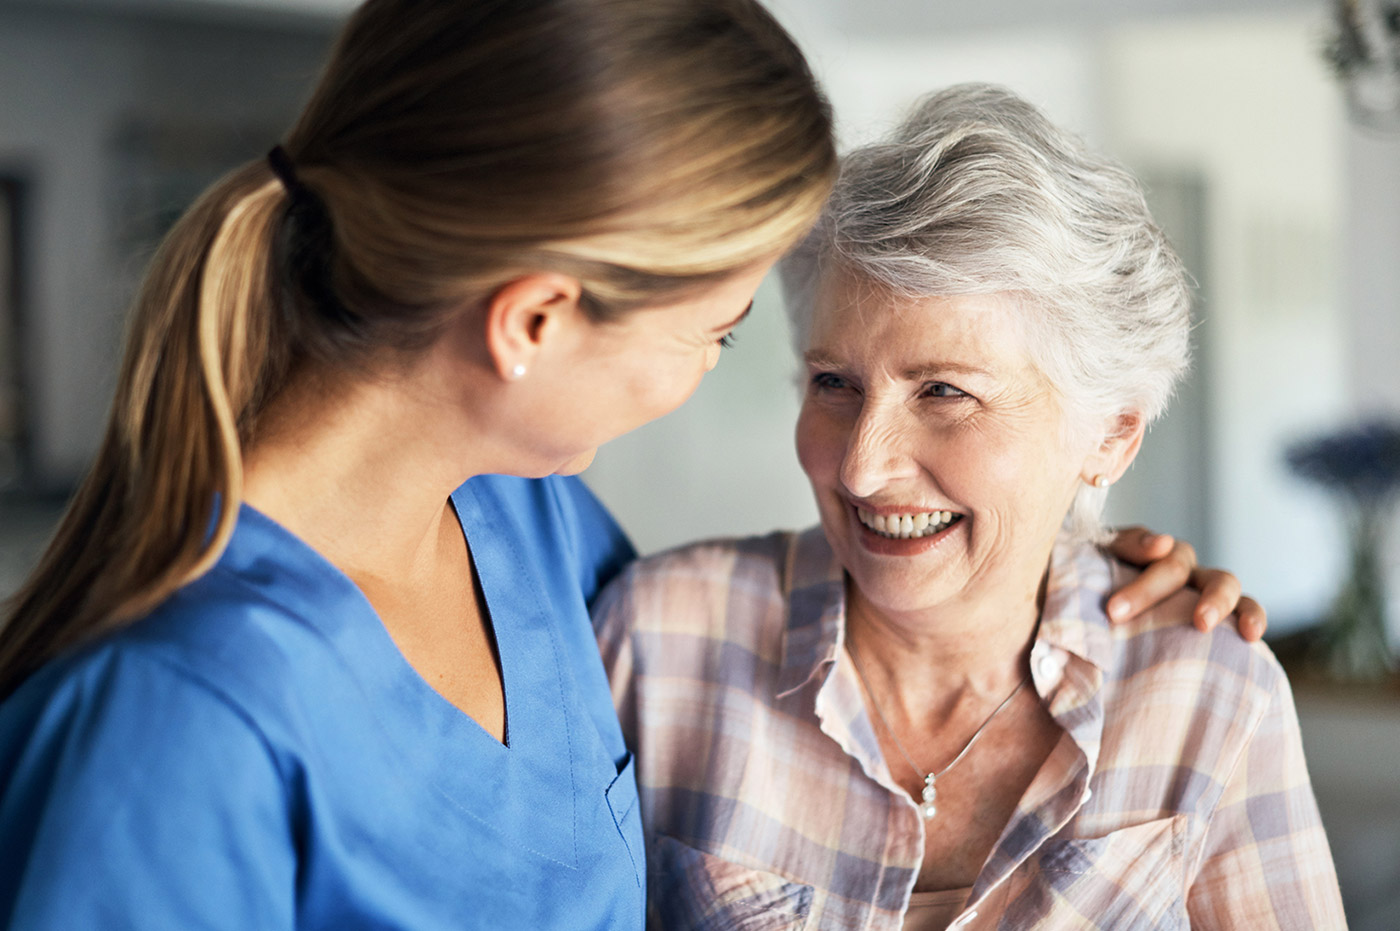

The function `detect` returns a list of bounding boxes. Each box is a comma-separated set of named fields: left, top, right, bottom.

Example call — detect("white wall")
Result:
left=1344, top=126, right=1400, bottom=640
left=1102, top=13, right=1350, bottom=629
left=1347, top=129, right=1400, bottom=415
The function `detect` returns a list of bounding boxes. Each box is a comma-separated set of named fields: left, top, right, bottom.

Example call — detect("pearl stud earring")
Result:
left=1093, top=475, right=1109, bottom=488
left=510, top=364, right=527, bottom=380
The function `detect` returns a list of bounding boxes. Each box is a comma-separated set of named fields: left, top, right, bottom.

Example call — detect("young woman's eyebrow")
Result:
left=713, top=301, right=754, bottom=333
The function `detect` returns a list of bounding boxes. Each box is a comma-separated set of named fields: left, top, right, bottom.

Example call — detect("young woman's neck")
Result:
left=240, top=362, right=493, bottom=583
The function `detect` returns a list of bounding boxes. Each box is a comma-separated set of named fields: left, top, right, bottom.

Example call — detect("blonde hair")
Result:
left=0, top=0, right=835, bottom=696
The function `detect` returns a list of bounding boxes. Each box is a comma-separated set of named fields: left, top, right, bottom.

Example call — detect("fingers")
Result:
left=1232, top=596, right=1268, bottom=642
left=1188, top=566, right=1266, bottom=641
left=1103, top=526, right=1267, bottom=642
left=1186, top=566, right=1242, bottom=633
left=1104, top=536, right=1196, bottom=623
left=1104, top=526, right=1179, bottom=567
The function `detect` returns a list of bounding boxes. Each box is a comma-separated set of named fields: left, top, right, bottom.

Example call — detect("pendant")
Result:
left=920, top=773, right=937, bottom=820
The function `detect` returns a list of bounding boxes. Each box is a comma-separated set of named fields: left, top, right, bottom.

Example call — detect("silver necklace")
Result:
left=847, top=637, right=1029, bottom=822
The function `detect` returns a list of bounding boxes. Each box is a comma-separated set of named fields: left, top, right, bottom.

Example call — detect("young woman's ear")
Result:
left=1081, top=410, right=1146, bottom=488
left=482, top=273, right=584, bottom=381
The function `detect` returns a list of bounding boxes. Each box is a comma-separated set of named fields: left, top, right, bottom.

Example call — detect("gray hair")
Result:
left=781, top=83, right=1191, bottom=542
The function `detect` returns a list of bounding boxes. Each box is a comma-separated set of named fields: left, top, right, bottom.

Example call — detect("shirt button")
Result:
left=1081, top=786, right=1094, bottom=804
left=1034, top=648, right=1059, bottom=682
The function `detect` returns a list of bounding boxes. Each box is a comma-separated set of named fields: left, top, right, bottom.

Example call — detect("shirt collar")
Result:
left=775, top=527, right=847, bottom=698
left=1027, top=536, right=1115, bottom=776
left=774, top=528, right=1115, bottom=763
left=776, top=528, right=903, bottom=798
left=1036, top=535, right=1117, bottom=673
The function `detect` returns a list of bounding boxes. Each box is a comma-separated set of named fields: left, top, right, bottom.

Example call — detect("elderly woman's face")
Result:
left=795, top=273, right=1098, bottom=620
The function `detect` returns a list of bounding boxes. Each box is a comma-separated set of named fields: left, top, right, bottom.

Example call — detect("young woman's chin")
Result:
left=554, top=448, right=599, bottom=476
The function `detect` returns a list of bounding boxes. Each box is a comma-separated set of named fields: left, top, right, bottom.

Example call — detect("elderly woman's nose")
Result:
left=838, top=405, right=916, bottom=496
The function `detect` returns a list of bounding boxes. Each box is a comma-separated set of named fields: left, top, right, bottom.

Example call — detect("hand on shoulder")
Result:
left=1103, top=526, right=1266, bottom=641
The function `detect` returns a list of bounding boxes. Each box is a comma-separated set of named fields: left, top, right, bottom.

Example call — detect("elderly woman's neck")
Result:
left=843, top=572, right=1046, bottom=710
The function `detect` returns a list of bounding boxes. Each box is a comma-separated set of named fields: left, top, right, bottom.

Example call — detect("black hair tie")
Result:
left=267, top=145, right=305, bottom=198
left=266, top=146, right=359, bottom=333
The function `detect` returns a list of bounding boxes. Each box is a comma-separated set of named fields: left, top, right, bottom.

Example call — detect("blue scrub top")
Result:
left=0, top=474, right=643, bottom=929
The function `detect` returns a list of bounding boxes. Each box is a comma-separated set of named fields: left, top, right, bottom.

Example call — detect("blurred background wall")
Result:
left=1, top=0, right=1397, bottom=925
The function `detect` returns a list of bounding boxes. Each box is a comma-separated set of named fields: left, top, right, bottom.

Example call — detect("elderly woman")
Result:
left=594, top=85, right=1344, bottom=929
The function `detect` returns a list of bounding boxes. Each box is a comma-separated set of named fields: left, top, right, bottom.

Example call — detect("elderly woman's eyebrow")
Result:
left=905, top=362, right=992, bottom=380
left=802, top=350, right=843, bottom=367
left=800, top=350, right=991, bottom=379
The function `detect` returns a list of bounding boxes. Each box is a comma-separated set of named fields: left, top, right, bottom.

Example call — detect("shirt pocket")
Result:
left=649, top=834, right=814, bottom=931
left=607, top=752, right=645, bottom=890
left=1004, top=815, right=1189, bottom=930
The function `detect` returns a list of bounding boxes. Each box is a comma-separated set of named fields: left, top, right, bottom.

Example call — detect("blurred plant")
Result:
left=1286, top=419, right=1400, bottom=682
left=1323, top=0, right=1400, bottom=131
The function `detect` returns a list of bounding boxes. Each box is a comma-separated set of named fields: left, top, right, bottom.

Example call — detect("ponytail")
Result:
left=0, top=0, right=836, bottom=699
left=0, top=163, right=287, bottom=697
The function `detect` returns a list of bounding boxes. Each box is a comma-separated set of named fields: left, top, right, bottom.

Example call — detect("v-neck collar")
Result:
left=213, top=498, right=585, bottom=867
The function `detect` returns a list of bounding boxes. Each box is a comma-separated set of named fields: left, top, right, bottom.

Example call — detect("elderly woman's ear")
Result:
left=1081, top=410, right=1146, bottom=487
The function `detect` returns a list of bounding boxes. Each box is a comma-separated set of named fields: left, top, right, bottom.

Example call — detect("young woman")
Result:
left=0, top=1, right=833, bottom=926
left=0, top=2, right=1256, bottom=928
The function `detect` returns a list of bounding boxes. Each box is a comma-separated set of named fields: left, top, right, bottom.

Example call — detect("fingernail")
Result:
left=1198, top=606, right=1218, bottom=629
left=1141, top=532, right=1160, bottom=545
left=1107, top=597, right=1128, bottom=621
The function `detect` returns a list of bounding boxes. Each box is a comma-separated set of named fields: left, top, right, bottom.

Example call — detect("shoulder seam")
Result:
left=113, top=648, right=293, bottom=793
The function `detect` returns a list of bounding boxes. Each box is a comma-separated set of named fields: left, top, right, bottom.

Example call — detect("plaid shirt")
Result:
left=593, top=528, right=1345, bottom=930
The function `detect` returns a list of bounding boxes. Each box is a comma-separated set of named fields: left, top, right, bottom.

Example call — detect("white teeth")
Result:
left=855, top=508, right=961, bottom=540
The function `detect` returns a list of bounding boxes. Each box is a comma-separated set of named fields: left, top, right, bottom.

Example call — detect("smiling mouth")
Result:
left=855, top=507, right=963, bottom=540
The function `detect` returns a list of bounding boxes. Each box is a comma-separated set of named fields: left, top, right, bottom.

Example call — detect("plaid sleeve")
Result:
left=591, top=569, right=641, bottom=750
left=1186, top=653, right=1348, bottom=929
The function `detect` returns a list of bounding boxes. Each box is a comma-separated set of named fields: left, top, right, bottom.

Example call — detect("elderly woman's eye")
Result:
left=924, top=382, right=967, bottom=398
left=810, top=372, right=851, bottom=391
